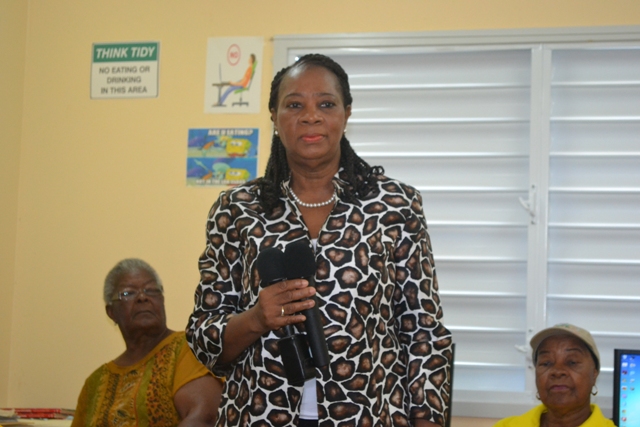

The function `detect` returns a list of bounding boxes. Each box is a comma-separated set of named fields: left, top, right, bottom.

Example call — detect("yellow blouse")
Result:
left=493, top=404, right=616, bottom=427
left=71, top=331, right=210, bottom=427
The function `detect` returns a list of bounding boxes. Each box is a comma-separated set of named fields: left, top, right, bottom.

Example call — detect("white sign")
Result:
left=91, top=42, right=159, bottom=99
left=204, top=37, right=263, bottom=114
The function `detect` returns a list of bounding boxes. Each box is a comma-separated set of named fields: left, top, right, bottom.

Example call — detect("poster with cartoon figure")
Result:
left=187, top=128, right=258, bottom=186
left=204, top=37, right=263, bottom=114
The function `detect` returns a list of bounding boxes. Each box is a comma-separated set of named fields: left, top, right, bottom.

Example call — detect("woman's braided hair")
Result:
left=258, top=53, right=383, bottom=213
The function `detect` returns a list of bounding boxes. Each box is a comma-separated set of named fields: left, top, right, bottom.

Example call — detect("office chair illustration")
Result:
left=212, top=54, right=256, bottom=107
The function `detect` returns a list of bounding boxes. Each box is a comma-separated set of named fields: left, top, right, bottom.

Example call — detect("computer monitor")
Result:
left=613, top=349, right=640, bottom=427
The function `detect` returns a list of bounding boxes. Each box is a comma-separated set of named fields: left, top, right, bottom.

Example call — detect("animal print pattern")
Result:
left=187, top=172, right=453, bottom=426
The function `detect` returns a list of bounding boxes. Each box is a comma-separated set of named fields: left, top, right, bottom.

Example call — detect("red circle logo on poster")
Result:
left=227, top=44, right=241, bottom=66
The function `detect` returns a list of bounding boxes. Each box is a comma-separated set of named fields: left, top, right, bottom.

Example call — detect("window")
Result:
left=274, top=26, right=640, bottom=417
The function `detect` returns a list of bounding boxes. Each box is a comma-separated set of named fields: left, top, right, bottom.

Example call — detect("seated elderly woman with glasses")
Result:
left=494, top=323, right=615, bottom=427
left=71, top=258, right=222, bottom=427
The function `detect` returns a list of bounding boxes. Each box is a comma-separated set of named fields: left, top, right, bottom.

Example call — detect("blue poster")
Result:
left=187, top=127, right=258, bottom=186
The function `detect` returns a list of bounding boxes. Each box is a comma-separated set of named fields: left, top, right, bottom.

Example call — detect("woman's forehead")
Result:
left=116, top=270, right=156, bottom=288
left=279, top=65, right=341, bottom=96
left=538, top=334, right=589, bottom=354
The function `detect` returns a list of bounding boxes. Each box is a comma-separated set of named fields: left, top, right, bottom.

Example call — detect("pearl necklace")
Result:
left=289, top=188, right=337, bottom=208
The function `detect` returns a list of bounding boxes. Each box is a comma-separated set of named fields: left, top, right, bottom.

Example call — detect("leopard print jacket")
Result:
left=187, top=172, right=452, bottom=427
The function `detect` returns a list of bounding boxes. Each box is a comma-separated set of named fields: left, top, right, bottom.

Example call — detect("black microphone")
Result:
left=284, top=240, right=330, bottom=368
left=256, top=247, right=315, bottom=386
left=256, top=246, right=287, bottom=285
left=256, top=247, right=294, bottom=336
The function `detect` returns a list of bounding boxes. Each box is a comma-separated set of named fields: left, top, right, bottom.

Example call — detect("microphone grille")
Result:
left=256, top=247, right=286, bottom=284
left=284, top=240, right=316, bottom=278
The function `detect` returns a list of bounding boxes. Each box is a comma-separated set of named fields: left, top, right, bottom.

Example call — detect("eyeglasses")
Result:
left=112, top=287, right=163, bottom=302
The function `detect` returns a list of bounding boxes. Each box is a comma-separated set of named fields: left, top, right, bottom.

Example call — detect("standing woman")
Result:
left=187, top=54, right=452, bottom=427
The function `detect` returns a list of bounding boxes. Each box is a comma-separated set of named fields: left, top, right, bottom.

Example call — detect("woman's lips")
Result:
left=134, top=309, right=155, bottom=317
left=301, top=134, right=324, bottom=143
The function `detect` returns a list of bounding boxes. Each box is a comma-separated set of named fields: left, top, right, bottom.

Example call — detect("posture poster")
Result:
left=91, top=42, right=159, bottom=99
left=204, top=37, right=263, bottom=114
left=187, top=128, right=259, bottom=186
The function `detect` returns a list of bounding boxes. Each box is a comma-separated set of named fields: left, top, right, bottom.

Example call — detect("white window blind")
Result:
left=273, top=27, right=640, bottom=418
left=546, top=46, right=640, bottom=406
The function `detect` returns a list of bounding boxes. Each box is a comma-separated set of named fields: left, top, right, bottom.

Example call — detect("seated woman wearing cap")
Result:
left=494, top=323, right=615, bottom=427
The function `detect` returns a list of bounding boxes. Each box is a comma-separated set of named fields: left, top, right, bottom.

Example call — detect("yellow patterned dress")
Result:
left=71, top=331, right=211, bottom=427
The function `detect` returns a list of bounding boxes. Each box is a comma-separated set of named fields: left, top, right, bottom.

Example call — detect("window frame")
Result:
left=273, top=26, right=640, bottom=418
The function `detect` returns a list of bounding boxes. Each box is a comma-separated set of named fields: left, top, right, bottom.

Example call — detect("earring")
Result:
left=591, top=385, right=598, bottom=396
left=274, top=129, right=279, bottom=136
left=344, top=127, right=347, bottom=134
left=535, top=392, right=540, bottom=400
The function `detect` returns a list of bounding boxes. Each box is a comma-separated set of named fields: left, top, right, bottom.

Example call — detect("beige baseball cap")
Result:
left=530, top=323, right=600, bottom=371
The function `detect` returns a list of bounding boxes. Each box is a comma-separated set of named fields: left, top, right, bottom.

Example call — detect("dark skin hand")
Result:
left=216, top=278, right=316, bottom=365
left=174, top=375, right=223, bottom=426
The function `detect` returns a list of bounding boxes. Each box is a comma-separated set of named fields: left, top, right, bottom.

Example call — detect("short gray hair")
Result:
left=104, top=258, right=164, bottom=305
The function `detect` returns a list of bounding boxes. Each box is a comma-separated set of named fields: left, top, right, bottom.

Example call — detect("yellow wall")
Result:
left=4, top=0, right=640, bottom=409
left=0, top=0, right=28, bottom=406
